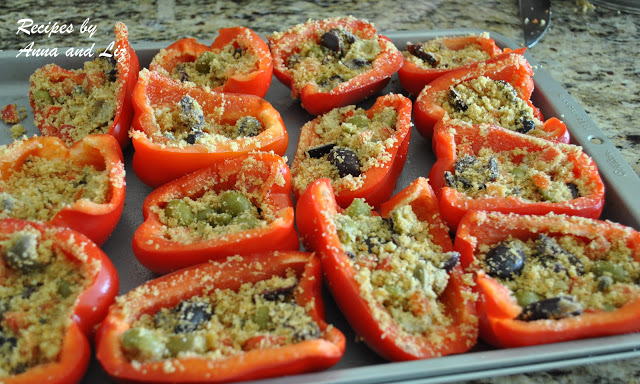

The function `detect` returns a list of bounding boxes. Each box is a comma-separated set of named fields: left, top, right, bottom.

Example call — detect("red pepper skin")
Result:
left=29, top=22, right=139, bottom=149
left=130, top=69, right=289, bottom=188
left=455, top=211, right=640, bottom=348
left=413, top=49, right=570, bottom=143
left=132, top=152, right=300, bottom=274
left=149, top=27, right=273, bottom=98
left=0, top=218, right=119, bottom=384
left=268, top=17, right=403, bottom=116
left=398, top=35, right=502, bottom=95
left=428, top=122, right=604, bottom=230
left=290, top=93, right=412, bottom=209
left=96, top=252, right=346, bottom=383
left=296, top=177, right=478, bottom=361
left=0, top=134, right=126, bottom=246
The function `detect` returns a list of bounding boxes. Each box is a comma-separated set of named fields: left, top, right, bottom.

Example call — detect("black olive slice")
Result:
left=449, top=88, right=468, bottom=112
left=172, top=300, right=213, bottom=333
left=566, top=182, right=580, bottom=199
left=179, top=95, right=205, bottom=131
left=100, top=53, right=118, bottom=82
left=444, top=171, right=456, bottom=187
left=340, top=30, right=358, bottom=44
left=535, top=234, right=584, bottom=275
left=484, top=240, right=526, bottom=279
left=457, top=176, right=474, bottom=189
left=0, top=326, right=17, bottom=351
left=185, top=131, right=203, bottom=145
left=516, top=117, right=536, bottom=134
left=261, top=283, right=297, bottom=301
left=441, top=251, right=461, bottom=272
left=381, top=217, right=394, bottom=231
left=454, top=155, right=477, bottom=174
left=292, top=322, right=321, bottom=342
left=319, top=75, right=344, bottom=89
left=328, top=147, right=361, bottom=178
left=407, top=44, right=439, bottom=66
left=516, top=296, right=582, bottom=321
left=21, top=283, right=43, bottom=299
left=306, top=143, right=336, bottom=159
left=343, top=58, right=370, bottom=69
left=487, top=155, right=499, bottom=182
left=175, top=63, right=190, bottom=82
left=236, top=116, right=262, bottom=137
left=321, top=29, right=344, bottom=57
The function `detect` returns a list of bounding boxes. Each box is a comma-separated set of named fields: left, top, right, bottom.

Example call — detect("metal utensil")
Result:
left=519, top=0, right=551, bottom=47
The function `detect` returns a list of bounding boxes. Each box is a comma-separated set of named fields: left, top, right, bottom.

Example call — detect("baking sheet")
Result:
left=1, top=28, right=639, bottom=383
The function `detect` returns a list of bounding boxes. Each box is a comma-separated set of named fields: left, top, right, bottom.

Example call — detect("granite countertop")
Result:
left=1, top=0, right=640, bottom=383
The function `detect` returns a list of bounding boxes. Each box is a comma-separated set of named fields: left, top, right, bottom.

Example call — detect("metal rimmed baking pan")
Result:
left=0, top=28, right=639, bottom=383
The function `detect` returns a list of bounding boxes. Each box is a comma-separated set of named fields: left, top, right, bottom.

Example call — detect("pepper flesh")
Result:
left=28, top=22, right=139, bottom=149
left=296, top=177, right=478, bottom=361
left=290, top=93, right=412, bottom=209
left=455, top=211, right=640, bottom=348
left=428, top=122, right=604, bottom=229
left=132, top=152, right=300, bottom=274
left=149, top=27, right=273, bottom=98
left=130, top=69, right=289, bottom=188
left=413, top=49, right=569, bottom=143
left=0, top=134, right=126, bottom=246
left=96, top=252, right=346, bottom=383
left=398, top=34, right=502, bottom=95
left=268, top=16, right=403, bottom=116
left=0, top=218, right=119, bottom=384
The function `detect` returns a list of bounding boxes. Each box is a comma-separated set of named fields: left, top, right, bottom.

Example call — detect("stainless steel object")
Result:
left=591, top=0, right=640, bottom=13
left=519, top=0, right=552, bottom=47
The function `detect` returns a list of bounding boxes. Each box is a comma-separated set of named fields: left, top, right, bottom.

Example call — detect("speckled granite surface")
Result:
left=2, top=0, right=638, bottom=177
left=1, top=0, right=639, bottom=383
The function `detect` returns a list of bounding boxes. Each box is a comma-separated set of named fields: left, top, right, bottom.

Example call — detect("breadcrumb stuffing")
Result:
left=29, top=55, right=121, bottom=145
left=444, top=129, right=595, bottom=203
left=151, top=30, right=258, bottom=89
left=441, top=76, right=546, bottom=136
left=269, top=16, right=400, bottom=97
left=333, top=199, right=460, bottom=347
left=0, top=227, right=95, bottom=378
left=475, top=232, right=640, bottom=315
left=403, top=34, right=491, bottom=69
left=292, top=104, right=397, bottom=194
left=0, top=154, right=110, bottom=222
left=120, top=272, right=323, bottom=363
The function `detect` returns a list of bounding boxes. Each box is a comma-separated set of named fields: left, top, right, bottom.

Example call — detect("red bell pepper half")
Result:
left=132, top=152, right=299, bottom=274
left=455, top=211, right=640, bottom=348
left=398, top=34, right=502, bottom=95
left=96, top=251, right=346, bottom=383
left=0, top=134, right=126, bottom=246
left=268, top=16, right=403, bottom=116
left=413, top=49, right=569, bottom=143
left=29, top=22, right=139, bottom=149
left=296, top=177, right=478, bottom=361
left=290, top=93, right=412, bottom=209
left=149, top=26, right=273, bottom=98
left=130, top=69, right=289, bottom=188
left=0, top=218, right=119, bottom=384
left=428, top=122, right=604, bottom=229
